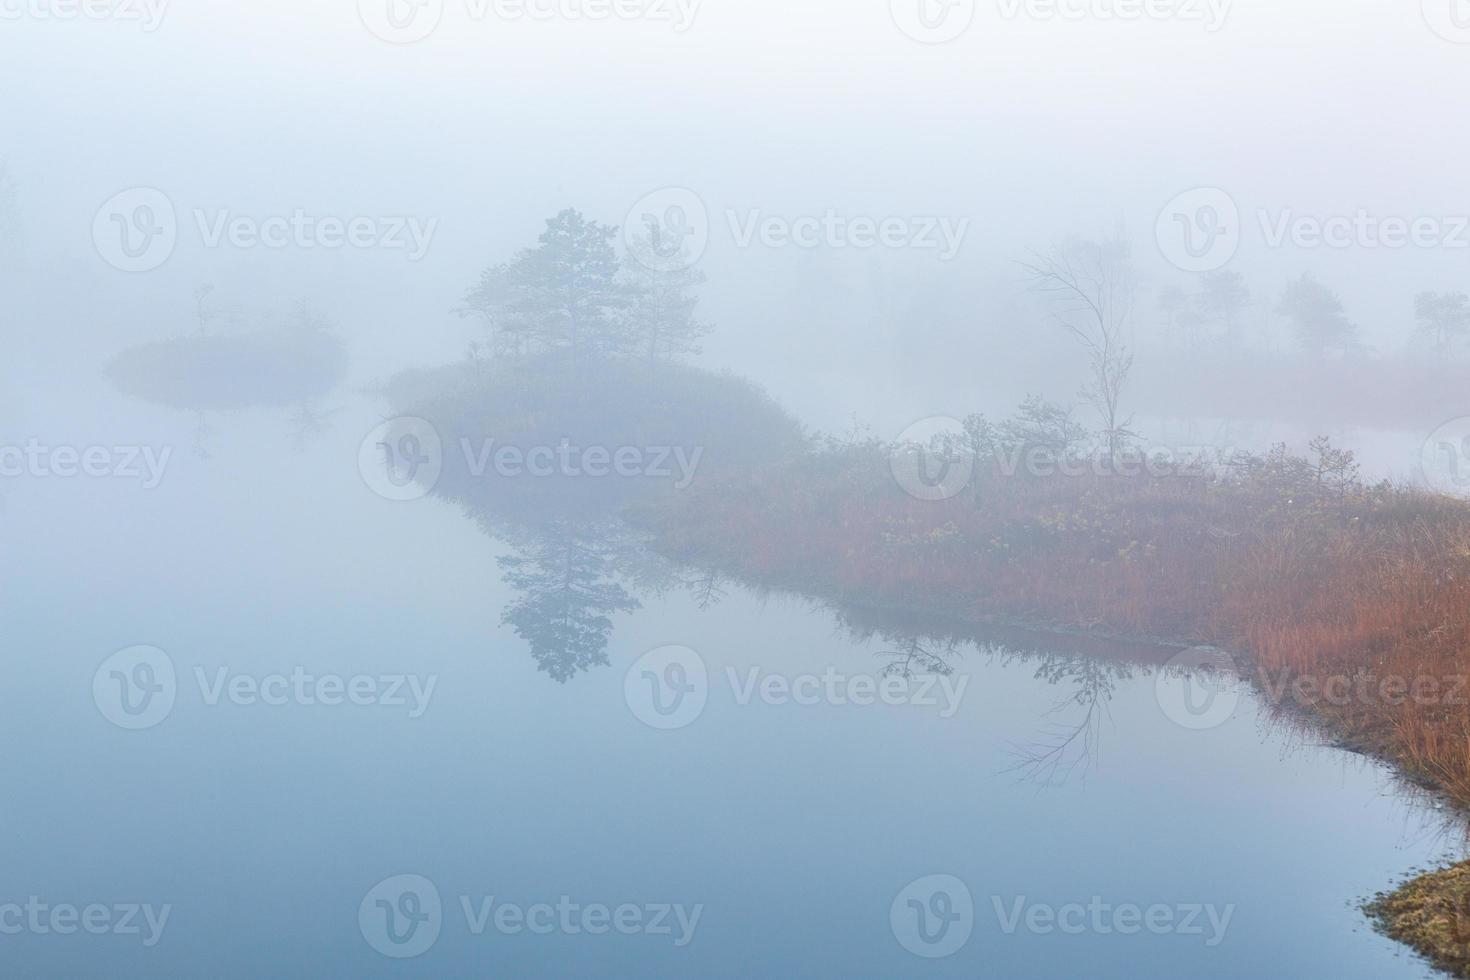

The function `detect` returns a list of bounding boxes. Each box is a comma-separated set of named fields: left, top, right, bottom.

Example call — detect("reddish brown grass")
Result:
left=640, top=442, right=1470, bottom=807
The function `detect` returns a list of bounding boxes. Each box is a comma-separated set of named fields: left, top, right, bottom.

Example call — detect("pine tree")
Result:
left=461, top=209, right=633, bottom=362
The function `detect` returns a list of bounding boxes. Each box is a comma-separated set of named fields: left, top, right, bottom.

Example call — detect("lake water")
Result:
left=0, top=389, right=1460, bottom=979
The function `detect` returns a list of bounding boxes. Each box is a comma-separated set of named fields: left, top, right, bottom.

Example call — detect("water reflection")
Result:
left=1003, top=653, right=1132, bottom=788
left=469, top=499, right=719, bottom=682
left=456, top=484, right=1169, bottom=793
left=494, top=518, right=642, bottom=683
left=106, top=297, right=348, bottom=454
left=830, top=603, right=1153, bottom=787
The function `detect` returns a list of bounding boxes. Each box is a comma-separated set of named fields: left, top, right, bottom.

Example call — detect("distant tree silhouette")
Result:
left=1414, top=291, right=1470, bottom=355
left=1198, top=269, right=1250, bottom=344
left=1158, top=284, right=1188, bottom=333
left=1276, top=273, right=1359, bottom=355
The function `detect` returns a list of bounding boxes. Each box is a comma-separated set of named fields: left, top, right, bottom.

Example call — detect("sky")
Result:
left=3, top=0, right=1469, bottom=461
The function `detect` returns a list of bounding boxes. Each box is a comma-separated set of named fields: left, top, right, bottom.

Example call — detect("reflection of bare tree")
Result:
left=877, top=634, right=959, bottom=678
left=1005, top=653, right=1134, bottom=789
left=690, top=568, right=727, bottom=611
left=286, top=400, right=340, bottom=453
left=829, top=602, right=1152, bottom=787
left=192, top=411, right=215, bottom=459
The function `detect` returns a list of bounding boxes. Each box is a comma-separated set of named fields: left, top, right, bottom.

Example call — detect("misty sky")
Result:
left=4, top=0, right=1468, bottom=462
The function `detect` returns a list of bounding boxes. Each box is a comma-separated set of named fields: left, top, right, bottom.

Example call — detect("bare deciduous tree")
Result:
left=1021, top=236, right=1137, bottom=463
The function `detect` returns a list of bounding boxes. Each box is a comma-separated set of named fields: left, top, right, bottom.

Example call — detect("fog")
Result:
left=4, top=3, right=1470, bottom=977
left=7, top=1, right=1470, bottom=459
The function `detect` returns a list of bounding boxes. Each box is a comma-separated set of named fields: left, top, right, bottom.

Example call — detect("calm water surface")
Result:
left=0, top=390, right=1459, bottom=979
